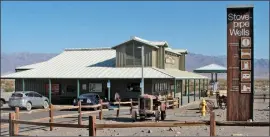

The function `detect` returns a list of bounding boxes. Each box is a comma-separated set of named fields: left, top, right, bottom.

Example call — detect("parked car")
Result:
left=73, top=93, right=101, bottom=110
left=8, top=91, right=49, bottom=111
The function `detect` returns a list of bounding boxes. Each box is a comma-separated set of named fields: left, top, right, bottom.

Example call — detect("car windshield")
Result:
left=79, top=94, right=95, bottom=98
left=11, top=93, right=23, bottom=97
left=79, top=94, right=100, bottom=101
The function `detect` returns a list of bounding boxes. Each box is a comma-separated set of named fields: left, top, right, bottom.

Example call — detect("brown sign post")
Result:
left=227, top=5, right=254, bottom=121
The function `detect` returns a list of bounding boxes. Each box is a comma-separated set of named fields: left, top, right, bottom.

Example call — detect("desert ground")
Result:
left=1, top=96, right=269, bottom=136
left=1, top=79, right=269, bottom=136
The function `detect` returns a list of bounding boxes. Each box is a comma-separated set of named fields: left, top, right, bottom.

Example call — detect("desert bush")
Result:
left=4, top=86, right=14, bottom=92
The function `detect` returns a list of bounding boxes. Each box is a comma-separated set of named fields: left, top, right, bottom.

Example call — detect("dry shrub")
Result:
left=1, top=79, right=15, bottom=92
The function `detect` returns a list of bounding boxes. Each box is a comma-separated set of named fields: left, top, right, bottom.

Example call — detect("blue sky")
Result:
left=1, top=1, right=269, bottom=59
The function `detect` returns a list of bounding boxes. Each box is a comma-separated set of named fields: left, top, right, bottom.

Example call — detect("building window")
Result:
left=125, top=42, right=145, bottom=67
left=45, top=84, right=60, bottom=95
left=127, top=83, right=141, bottom=92
left=134, top=45, right=142, bottom=66
left=126, top=44, right=134, bottom=66
left=89, top=83, right=102, bottom=92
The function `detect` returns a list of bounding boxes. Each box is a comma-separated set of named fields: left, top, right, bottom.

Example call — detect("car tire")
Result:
left=0, top=100, right=4, bottom=107
left=43, top=101, right=49, bottom=109
left=26, top=102, right=32, bottom=111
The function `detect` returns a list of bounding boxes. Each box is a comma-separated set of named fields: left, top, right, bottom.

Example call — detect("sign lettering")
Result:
left=227, top=13, right=252, bottom=36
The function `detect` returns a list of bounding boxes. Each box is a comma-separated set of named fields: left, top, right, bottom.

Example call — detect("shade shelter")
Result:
left=193, top=64, right=227, bottom=93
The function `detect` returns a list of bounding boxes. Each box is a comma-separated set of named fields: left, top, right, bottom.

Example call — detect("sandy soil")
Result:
left=15, top=98, right=269, bottom=136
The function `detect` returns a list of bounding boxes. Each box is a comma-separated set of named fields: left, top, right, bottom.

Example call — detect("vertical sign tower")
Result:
left=227, top=5, right=254, bottom=121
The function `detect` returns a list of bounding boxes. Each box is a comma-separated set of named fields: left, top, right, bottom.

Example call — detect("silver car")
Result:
left=8, top=91, right=49, bottom=111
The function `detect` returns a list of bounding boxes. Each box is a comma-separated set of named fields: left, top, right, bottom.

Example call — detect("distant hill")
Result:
left=1, top=52, right=269, bottom=79
left=1, top=52, right=58, bottom=75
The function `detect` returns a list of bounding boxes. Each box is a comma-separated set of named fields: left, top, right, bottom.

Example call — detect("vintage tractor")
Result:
left=132, top=94, right=167, bottom=122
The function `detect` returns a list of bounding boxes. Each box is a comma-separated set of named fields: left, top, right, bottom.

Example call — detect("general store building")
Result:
left=2, top=36, right=208, bottom=104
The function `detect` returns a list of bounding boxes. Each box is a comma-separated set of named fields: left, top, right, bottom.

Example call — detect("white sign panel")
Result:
left=89, top=83, right=102, bottom=92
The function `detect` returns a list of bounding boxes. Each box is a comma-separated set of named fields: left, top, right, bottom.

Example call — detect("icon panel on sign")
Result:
left=241, top=71, right=251, bottom=82
left=241, top=60, right=251, bottom=70
left=241, top=37, right=251, bottom=48
left=241, top=49, right=251, bottom=59
left=241, top=83, right=251, bottom=93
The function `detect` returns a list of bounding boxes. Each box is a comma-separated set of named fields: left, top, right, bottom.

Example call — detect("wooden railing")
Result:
left=1, top=99, right=134, bottom=130
left=7, top=111, right=270, bottom=136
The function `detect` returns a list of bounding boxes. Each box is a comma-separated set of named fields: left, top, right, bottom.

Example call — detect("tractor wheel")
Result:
left=161, top=111, right=166, bottom=121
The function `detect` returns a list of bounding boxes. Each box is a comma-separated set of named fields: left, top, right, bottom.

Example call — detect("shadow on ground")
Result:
left=186, top=107, right=220, bottom=111
left=0, top=118, right=80, bottom=136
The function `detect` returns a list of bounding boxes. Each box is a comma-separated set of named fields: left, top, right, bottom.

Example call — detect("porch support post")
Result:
left=207, top=79, right=209, bottom=91
left=174, top=79, right=176, bottom=98
left=199, top=79, right=201, bottom=99
left=193, top=79, right=196, bottom=101
left=22, top=79, right=25, bottom=92
left=108, top=80, right=111, bottom=101
left=180, top=80, right=183, bottom=106
left=77, top=79, right=80, bottom=99
left=49, top=79, right=52, bottom=104
left=187, top=79, right=190, bottom=103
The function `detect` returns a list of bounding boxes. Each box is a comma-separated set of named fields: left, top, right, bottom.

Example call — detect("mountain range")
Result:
left=1, top=52, right=269, bottom=79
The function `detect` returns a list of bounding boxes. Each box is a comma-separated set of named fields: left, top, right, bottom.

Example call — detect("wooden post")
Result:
left=116, top=100, right=120, bottom=117
left=49, top=104, right=54, bottom=131
left=210, top=112, right=216, bottom=136
left=99, top=99, right=103, bottom=120
left=78, top=101, right=82, bottom=125
left=89, top=115, right=96, bottom=136
left=9, top=112, right=15, bottom=136
left=15, top=107, right=19, bottom=134
left=130, top=99, right=133, bottom=115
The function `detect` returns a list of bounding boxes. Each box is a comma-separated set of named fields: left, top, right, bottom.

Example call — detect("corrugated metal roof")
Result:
left=193, top=64, right=227, bottom=73
left=165, top=48, right=182, bottom=56
left=16, top=47, right=115, bottom=70
left=154, top=68, right=208, bottom=79
left=16, top=61, right=47, bottom=69
left=112, top=36, right=169, bottom=49
left=172, top=49, right=188, bottom=54
left=2, top=47, right=207, bottom=80
left=132, top=36, right=168, bottom=46
left=2, top=67, right=173, bottom=79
